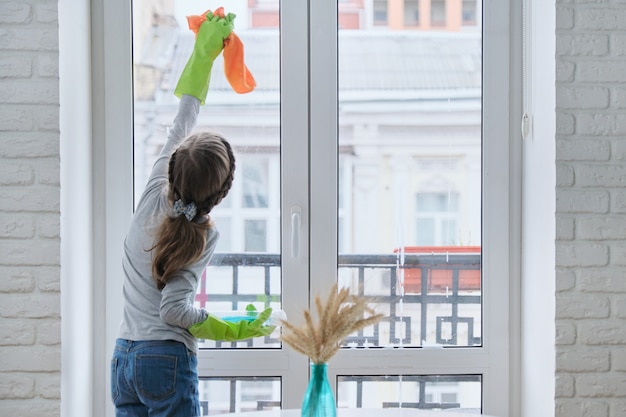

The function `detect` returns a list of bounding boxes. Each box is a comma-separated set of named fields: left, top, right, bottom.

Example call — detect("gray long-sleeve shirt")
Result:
left=116, top=95, right=215, bottom=352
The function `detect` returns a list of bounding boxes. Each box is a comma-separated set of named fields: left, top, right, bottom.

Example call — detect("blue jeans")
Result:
left=111, top=339, right=200, bottom=417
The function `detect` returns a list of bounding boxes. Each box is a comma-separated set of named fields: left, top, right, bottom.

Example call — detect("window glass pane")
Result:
left=463, top=0, right=478, bottom=26
left=199, top=377, right=281, bottom=415
left=416, top=219, right=435, bottom=245
left=212, top=217, right=232, bottom=252
left=337, top=375, right=481, bottom=411
left=431, top=0, right=446, bottom=26
left=417, top=192, right=459, bottom=212
left=245, top=219, right=267, bottom=252
left=416, top=192, right=460, bottom=245
left=404, top=0, right=419, bottom=26
left=132, top=0, right=282, bottom=351
left=373, top=0, right=388, bottom=26
left=338, top=0, right=481, bottom=348
left=242, top=157, right=270, bottom=209
left=441, top=219, right=456, bottom=245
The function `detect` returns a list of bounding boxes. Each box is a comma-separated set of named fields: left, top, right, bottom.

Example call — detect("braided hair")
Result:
left=152, top=131, right=235, bottom=290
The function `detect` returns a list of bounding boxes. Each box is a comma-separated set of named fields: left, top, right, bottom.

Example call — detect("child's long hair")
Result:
left=152, top=132, right=235, bottom=290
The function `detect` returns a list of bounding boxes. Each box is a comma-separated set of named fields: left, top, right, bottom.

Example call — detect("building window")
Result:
left=404, top=0, right=420, bottom=26
left=242, top=157, right=270, bottom=209
left=373, top=0, right=388, bottom=26
left=462, top=0, right=478, bottom=26
left=431, top=0, right=446, bottom=27
left=416, top=192, right=460, bottom=246
left=244, top=219, right=267, bottom=252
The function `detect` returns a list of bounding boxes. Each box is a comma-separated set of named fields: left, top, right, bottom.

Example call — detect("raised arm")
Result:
left=146, top=10, right=236, bottom=186
left=158, top=95, right=200, bottom=159
left=144, top=95, right=200, bottom=187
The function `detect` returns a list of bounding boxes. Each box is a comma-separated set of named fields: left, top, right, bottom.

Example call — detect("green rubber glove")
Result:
left=189, top=305, right=275, bottom=342
left=174, top=10, right=236, bottom=104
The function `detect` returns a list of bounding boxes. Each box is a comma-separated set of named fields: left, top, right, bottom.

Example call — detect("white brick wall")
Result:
left=556, top=1, right=626, bottom=416
left=0, top=0, right=60, bottom=416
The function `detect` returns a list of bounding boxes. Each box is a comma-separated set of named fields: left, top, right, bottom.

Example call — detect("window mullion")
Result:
left=481, top=0, right=518, bottom=415
left=309, top=0, right=339, bottom=300
left=280, top=0, right=314, bottom=409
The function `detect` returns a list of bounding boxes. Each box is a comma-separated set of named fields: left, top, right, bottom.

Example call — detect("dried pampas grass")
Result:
left=280, top=284, right=384, bottom=364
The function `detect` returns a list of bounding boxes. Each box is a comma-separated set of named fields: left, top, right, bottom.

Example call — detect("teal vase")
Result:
left=301, top=363, right=336, bottom=417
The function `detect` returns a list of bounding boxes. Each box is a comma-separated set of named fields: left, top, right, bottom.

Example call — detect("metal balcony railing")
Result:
left=196, top=252, right=483, bottom=413
left=197, top=252, right=482, bottom=347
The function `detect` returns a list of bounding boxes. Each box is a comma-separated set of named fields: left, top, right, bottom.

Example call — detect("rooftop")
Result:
left=136, top=28, right=482, bottom=105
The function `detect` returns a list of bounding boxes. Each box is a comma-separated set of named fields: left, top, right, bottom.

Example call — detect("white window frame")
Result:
left=59, top=0, right=538, bottom=416
left=311, top=1, right=514, bottom=416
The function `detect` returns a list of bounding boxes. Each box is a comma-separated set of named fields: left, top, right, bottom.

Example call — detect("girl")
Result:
left=110, top=98, right=233, bottom=416
left=111, top=11, right=238, bottom=417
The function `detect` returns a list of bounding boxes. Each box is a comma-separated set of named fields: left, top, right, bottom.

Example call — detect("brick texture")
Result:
left=556, top=1, right=626, bottom=416
left=0, top=0, right=60, bottom=415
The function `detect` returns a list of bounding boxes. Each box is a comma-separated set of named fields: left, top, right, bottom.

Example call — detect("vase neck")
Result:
left=310, top=363, right=328, bottom=376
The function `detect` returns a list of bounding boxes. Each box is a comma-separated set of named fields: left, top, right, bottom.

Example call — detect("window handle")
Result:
left=291, top=206, right=301, bottom=258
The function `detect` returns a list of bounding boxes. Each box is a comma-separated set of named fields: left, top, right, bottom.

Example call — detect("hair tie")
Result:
left=172, top=199, right=197, bottom=221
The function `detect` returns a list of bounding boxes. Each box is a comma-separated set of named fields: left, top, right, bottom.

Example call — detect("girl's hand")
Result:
left=174, top=9, right=237, bottom=104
